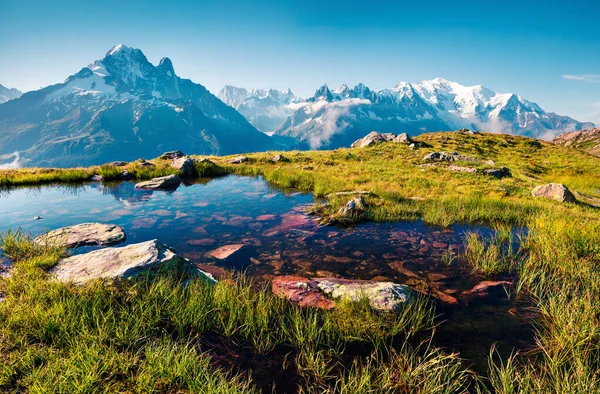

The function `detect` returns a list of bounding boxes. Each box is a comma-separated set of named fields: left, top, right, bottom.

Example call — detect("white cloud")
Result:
left=561, top=74, right=600, bottom=83
left=0, top=152, right=22, bottom=169
left=287, top=98, right=371, bottom=149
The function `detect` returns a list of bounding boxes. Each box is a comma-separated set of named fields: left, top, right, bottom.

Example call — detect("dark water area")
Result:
left=0, top=175, right=533, bottom=371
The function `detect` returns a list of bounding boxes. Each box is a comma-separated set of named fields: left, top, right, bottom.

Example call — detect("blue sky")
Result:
left=1, top=0, right=599, bottom=123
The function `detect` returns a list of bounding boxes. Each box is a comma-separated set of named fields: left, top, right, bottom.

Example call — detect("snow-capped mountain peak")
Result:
left=313, top=84, right=333, bottom=101
left=271, top=78, right=594, bottom=149
left=218, top=85, right=298, bottom=133
left=0, top=45, right=276, bottom=167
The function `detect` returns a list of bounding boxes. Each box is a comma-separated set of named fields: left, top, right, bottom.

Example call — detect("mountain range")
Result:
left=0, top=44, right=595, bottom=167
left=0, top=45, right=275, bottom=167
left=222, top=79, right=594, bottom=149
left=218, top=86, right=299, bottom=134
left=0, top=85, right=22, bottom=104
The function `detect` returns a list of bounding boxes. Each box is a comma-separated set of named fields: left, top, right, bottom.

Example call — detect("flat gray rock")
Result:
left=50, top=240, right=204, bottom=284
left=35, top=223, right=125, bottom=248
left=135, top=174, right=181, bottom=190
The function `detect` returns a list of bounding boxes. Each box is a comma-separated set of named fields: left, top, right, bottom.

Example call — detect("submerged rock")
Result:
left=135, top=174, right=181, bottom=190
left=272, top=276, right=335, bottom=309
left=461, top=280, right=512, bottom=300
left=50, top=240, right=203, bottom=284
left=314, top=278, right=411, bottom=311
left=207, top=244, right=245, bottom=260
left=531, top=183, right=576, bottom=203
left=35, top=223, right=125, bottom=248
left=171, top=156, right=198, bottom=178
left=160, top=150, right=185, bottom=160
left=229, top=156, right=248, bottom=164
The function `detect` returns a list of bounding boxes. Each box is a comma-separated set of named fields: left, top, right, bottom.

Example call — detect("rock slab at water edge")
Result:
left=135, top=174, right=181, bottom=190
left=272, top=276, right=411, bottom=311
left=35, top=223, right=125, bottom=248
left=50, top=240, right=199, bottom=284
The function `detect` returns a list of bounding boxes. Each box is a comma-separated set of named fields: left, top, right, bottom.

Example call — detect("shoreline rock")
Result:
left=272, top=276, right=412, bottom=311
left=171, top=156, right=198, bottom=178
left=50, top=240, right=206, bottom=284
left=135, top=174, right=181, bottom=190
left=35, top=223, right=126, bottom=248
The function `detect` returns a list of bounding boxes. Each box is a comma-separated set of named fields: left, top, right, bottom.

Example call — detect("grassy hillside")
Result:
left=1, top=131, right=600, bottom=392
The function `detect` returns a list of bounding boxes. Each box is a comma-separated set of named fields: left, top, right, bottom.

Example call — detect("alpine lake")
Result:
left=0, top=174, right=534, bottom=373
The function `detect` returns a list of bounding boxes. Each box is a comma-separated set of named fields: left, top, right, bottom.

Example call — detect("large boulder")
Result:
left=50, top=240, right=205, bottom=284
left=135, top=174, right=181, bottom=190
left=351, top=131, right=389, bottom=148
left=531, top=183, right=577, bottom=203
left=35, top=223, right=125, bottom=248
left=393, top=133, right=413, bottom=144
left=171, top=156, right=198, bottom=178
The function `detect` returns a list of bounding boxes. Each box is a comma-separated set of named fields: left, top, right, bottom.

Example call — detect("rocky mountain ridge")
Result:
left=552, top=128, right=600, bottom=157
left=0, top=45, right=276, bottom=168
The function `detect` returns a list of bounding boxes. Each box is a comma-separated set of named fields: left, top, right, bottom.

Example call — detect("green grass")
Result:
left=1, top=232, right=466, bottom=393
left=0, top=157, right=227, bottom=188
left=2, top=130, right=600, bottom=392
